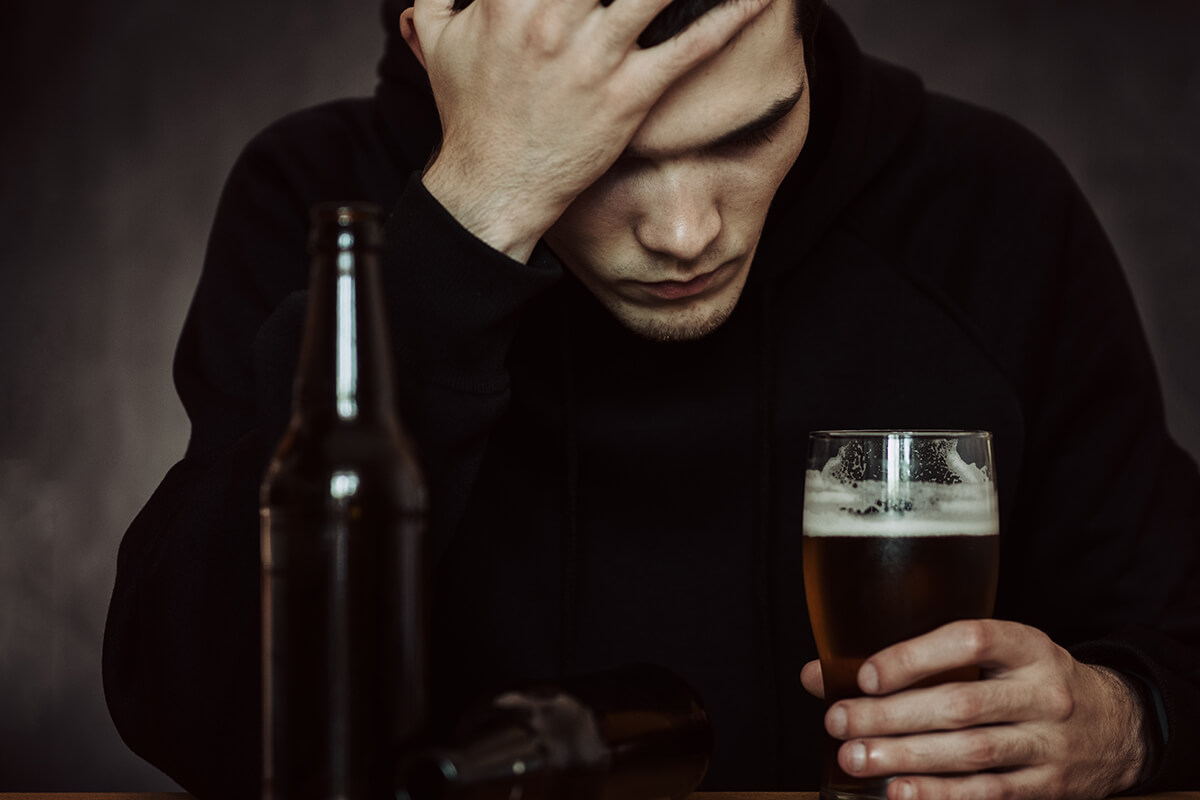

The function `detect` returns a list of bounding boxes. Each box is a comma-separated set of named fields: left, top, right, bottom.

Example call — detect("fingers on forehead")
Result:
left=635, top=0, right=773, bottom=61
left=594, top=0, right=680, bottom=53
left=604, top=0, right=677, bottom=24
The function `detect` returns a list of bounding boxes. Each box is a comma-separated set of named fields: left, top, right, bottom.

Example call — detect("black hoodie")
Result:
left=103, top=5, right=1200, bottom=797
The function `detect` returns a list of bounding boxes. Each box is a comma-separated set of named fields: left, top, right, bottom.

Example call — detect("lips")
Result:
left=632, top=264, right=725, bottom=301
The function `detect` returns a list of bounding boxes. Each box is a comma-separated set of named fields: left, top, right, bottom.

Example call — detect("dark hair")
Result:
left=446, top=0, right=823, bottom=63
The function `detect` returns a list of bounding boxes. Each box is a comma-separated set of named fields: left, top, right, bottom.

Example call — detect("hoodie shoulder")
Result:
left=234, top=98, right=407, bottom=207
left=832, top=84, right=1122, bottom=404
left=840, top=86, right=1090, bottom=298
left=917, top=91, right=1076, bottom=209
left=182, top=97, right=413, bottom=430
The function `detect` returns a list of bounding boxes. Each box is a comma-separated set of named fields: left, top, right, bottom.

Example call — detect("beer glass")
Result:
left=802, top=431, right=999, bottom=800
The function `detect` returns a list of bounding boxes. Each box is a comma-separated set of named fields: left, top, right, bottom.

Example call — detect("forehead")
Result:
left=630, top=0, right=806, bottom=155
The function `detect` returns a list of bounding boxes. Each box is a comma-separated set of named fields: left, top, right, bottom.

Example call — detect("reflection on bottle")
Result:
left=261, top=203, right=428, bottom=800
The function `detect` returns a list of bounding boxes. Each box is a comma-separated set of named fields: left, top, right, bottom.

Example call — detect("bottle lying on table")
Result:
left=398, top=663, right=712, bottom=800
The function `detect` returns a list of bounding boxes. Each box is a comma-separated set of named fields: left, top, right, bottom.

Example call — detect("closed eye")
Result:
left=619, top=83, right=804, bottom=163
left=714, top=117, right=785, bottom=153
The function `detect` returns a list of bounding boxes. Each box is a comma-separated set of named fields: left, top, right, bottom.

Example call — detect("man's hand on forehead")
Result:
left=401, top=0, right=774, bottom=263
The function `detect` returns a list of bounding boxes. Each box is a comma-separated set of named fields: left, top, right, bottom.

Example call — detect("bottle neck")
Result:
left=292, top=226, right=397, bottom=429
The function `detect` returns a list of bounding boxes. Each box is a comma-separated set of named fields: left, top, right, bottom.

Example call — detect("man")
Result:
left=104, top=0, right=1200, bottom=797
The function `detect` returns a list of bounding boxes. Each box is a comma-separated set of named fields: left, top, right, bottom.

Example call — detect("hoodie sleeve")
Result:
left=102, top=114, right=559, bottom=799
left=955, top=123, right=1200, bottom=790
left=887, top=96, right=1200, bottom=790
left=1022, top=186, right=1200, bottom=792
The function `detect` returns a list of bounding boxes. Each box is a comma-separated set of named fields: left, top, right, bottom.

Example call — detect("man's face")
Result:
left=545, top=0, right=810, bottom=342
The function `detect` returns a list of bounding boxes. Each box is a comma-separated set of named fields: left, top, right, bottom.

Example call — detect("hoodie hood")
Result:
left=375, top=2, right=925, bottom=287
left=374, top=3, right=929, bottom=787
left=750, top=8, right=925, bottom=287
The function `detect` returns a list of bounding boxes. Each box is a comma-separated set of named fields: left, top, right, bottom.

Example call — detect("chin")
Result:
left=605, top=291, right=744, bottom=343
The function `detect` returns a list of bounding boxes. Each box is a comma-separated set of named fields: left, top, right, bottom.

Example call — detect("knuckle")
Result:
left=943, top=685, right=985, bottom=727
left=656, top=19, right=726, bottom=72
left=1042, top=682, right=1075, bottom=721
left=892, top=642, right=922, bottom=676
left=523, top=12, right=568, bottom=53
left=657, top=41, right=698, bottom=75
left=959, top=619, right=993, bottom=660
left=1036, top=729, right=1060, bottom=764
left=961, top=730, right=999, bottom=770
left=842, top=703, right=872, bottom=738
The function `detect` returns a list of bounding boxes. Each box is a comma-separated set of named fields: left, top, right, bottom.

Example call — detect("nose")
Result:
left=633, top=169, right=722, bottom=264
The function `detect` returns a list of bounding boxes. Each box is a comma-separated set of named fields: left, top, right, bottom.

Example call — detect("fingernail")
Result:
left=896, top=780, right=915, bottom=800
left=847, top=742, right=867, bottom=774
left=827, top=705, right=847, bottom=738
left=860, top=662, right=880, bottom=693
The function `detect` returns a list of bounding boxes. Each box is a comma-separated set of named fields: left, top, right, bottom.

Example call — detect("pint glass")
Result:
left=802, top=431, right=999, bottom=800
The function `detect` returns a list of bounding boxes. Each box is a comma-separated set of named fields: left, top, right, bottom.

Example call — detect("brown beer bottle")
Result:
left=398, top=664, right=712, bottom=800
left=261, top=203, right=429, bottom=800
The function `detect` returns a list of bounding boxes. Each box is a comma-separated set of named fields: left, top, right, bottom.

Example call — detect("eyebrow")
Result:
left=624, top=81, right=806, bottom=160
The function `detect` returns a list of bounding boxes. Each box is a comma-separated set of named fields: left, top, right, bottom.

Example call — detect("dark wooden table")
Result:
left=4, top=794, right=1200, bottom=800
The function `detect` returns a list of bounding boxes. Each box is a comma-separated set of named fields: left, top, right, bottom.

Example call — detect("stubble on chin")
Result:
left=604, top=288, right=744, bottom=343
left=550, top=241, right=754, bottom=343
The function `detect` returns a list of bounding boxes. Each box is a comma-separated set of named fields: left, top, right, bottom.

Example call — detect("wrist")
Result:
left=422, top=155, right=554, bottom=264
left=1091, top=665, right=1153, bottom=792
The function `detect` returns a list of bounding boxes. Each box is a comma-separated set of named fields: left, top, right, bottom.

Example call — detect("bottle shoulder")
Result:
left=262, top=419, right=427, bottom=510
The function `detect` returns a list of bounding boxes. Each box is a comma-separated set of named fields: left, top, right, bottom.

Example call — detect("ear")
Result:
left=399, top=7, right=428, bottom=71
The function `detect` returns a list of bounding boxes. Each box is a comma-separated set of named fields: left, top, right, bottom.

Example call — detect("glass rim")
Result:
left=809, top=429, right=992, bottom=439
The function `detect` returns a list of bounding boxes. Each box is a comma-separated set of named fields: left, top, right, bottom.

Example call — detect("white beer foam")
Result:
left=802, top=469, right=998, bottom=538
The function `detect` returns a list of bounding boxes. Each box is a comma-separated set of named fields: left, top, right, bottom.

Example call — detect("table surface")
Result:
left=0, top=796, right=809, bottom=800
left=2, top=794, right=1199, bottom=800
left=0, top=796, right=796, bottom=800
left=1, top=797, right=823, bottom=800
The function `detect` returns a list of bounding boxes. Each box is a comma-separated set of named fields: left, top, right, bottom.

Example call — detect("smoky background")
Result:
left=1, top=0, right=1196, bottom=790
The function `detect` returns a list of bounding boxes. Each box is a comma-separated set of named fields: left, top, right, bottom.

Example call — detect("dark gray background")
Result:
left=2, top=0, right=1197, bottom=790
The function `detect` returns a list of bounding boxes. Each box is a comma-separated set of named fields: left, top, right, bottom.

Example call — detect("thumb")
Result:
left=409, top=0, right=459, bottom=39
left=399, top=7, right=428, bottom=70
left=801, top=659, right=825, bottom=700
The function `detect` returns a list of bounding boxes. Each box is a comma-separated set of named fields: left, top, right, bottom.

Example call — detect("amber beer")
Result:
left=261, top=204, right=429, bottom=800
left=802, top=431, right=999, bottom=800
